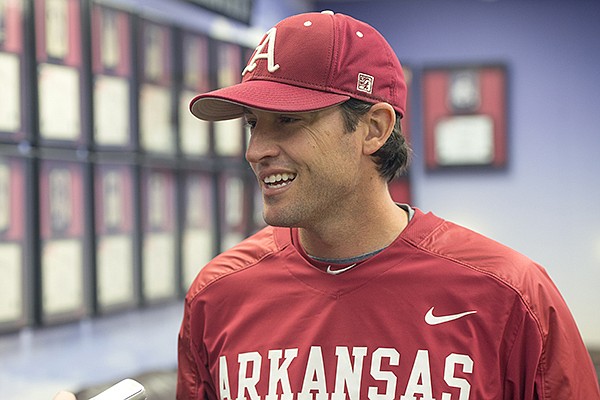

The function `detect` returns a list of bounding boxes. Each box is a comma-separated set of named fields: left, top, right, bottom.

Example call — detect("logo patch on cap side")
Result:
left=357, top=73, right=374, bottom=94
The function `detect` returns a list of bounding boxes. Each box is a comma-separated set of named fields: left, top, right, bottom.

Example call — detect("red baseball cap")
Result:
left=190, top=11, right=407, bottom=121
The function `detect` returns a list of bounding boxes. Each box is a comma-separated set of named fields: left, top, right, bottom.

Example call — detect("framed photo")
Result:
left=91, top=5, right=131, bottom=74
left=213, top=41, right=244, bottom=157
left=139, top=83, right=175, bottom=154
left=94, top=163, right=137, bottom=311
left=0, top=51, right=20, bottom=133
left=0, top=156, right=29, bottom=331
left=218, top=172, right=250, bottom=251
left=39, top=159, right=87, bottom=323
left=94, top=74, right=131, bottom=147
left=0, top=0, right=26, bottom=142
left=138, top=20, right=174, bottom=154
left=0, top=0, right=24, bottom=59
left=181, top=171, right=214, bottom=289
left=422, top=64, right=508, bottom=169
left=179, top=31, right=210, bottom=157
left=141, top=167, right=177, bottom=303
left=35, top=0, right=81, bottom=66
left=38, top=63, right=81, bottom=141
left=91, top=4, right=133, bottom=149
left=139, top=20, right=171, bottom=85
left=391, top=64, right=413, bottom=205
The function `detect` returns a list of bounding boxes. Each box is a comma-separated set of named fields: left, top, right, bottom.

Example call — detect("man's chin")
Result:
left=262, top=212, right=297, bottom=229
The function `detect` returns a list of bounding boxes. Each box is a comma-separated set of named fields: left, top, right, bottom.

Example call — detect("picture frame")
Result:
left=0, top=0, right=27, bottom=142
left=0, top=156, right=29, bottom=331
left=422, top=64, right=508, bottom=170
left=179, top=31, right=210, bottom=157
left=94, top=162, right=138, bottom=312
left=140, top=166, right=178, bottom=303
left=212, top=41, right=244, bottom=157
left=138, top=19, right=175, bottom=155
left=91, top=4, right=134, bottom=149
left=38, top=158, right=88, bottom=323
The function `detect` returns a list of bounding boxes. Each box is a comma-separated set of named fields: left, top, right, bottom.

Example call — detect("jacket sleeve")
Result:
left=176, top=295, right=217, bottom=400
left=505, top=263, right=600, bottom=399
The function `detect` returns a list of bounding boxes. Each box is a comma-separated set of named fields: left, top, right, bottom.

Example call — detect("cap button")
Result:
left=321, top=10, right=334, bottom=15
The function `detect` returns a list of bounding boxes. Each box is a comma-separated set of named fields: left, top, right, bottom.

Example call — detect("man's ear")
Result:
left=362, top=102, right=396, bottom=156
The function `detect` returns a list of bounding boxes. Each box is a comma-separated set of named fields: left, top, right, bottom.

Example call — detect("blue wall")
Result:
left=315, top=0, right=600, bottom=345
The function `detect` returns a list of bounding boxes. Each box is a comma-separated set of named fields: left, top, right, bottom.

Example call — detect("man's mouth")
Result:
left=263, top=173, right=296, bottom=189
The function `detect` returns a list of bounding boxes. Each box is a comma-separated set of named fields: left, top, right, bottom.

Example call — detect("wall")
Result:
left=97, top=0, right=312, bottom=45
left=316, top=0, right=600, bottom=346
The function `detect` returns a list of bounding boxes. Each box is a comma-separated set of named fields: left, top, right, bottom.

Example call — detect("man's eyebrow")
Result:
left=242, top=109, right=257, bottom=120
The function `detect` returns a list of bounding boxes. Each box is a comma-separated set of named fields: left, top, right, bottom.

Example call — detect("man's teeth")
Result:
left=263, top=173, right=296, bottom=187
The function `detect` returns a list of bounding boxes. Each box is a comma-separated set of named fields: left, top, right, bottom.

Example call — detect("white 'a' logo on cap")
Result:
left=242, top=27, right=280, bottom=76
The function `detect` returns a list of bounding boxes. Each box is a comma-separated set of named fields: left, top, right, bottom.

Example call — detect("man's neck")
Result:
left=297, top=200, right=409, bottom=260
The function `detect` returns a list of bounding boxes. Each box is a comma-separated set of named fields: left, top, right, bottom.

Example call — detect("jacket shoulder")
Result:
left=186, top=226, right=287, bottom=300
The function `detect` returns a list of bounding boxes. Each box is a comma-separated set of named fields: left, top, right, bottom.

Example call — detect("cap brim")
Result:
left=189, top=80, right=350, bottom=121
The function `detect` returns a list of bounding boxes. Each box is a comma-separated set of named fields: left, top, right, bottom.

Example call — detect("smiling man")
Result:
left=178, top=10, right=600, bottom=400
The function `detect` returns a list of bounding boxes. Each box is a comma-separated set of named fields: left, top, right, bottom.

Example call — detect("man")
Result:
left=178, top=10, right=599, bottom=400
left=54, top=10, right=599, bottom=400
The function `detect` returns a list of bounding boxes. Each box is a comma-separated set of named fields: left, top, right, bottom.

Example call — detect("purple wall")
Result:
left=316, top=0, right=600, bottom=346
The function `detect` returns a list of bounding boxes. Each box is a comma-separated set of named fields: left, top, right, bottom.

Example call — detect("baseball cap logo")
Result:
left=242, top=27, right=280, bottom=76
left=357, top=72, right=374, bottom=94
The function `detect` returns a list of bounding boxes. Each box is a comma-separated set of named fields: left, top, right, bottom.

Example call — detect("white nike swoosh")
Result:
left=326, top=263, right=357, bottom=275
left=425, top=307, right=477, bottom=325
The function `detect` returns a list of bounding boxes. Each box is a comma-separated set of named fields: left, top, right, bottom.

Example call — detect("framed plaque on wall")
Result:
left=0, top=156, right=30, bottom=331
left=181, top=170, right=214, bottom=290
left=212, top=41, right=244, bottom=157
left=0, top=0, right=27, bottom=143
left=38, top=158, right=88, bottom=323
left=218, top=171, right=250, bottom=251
left=389, top=65, right=412, bottom=204
left=138, top=20, right=175, bottom=155
left=91, top=4, right=134, bottom=149
left=140, top=166, right=177, bottom=303
left=35, top=0, right=85, bottom=145
left=94, top=162, right=137, bottom=312
left=423, top=64, right=508, bottom=170
left=179, top=31, right=210, bottom=157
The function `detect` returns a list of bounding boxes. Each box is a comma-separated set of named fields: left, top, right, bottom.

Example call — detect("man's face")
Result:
left=244, top=106, right=365, bottom=230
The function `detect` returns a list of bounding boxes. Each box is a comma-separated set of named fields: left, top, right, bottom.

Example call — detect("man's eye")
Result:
left=244, top=119, right=257, bottom=129
left=279, top=116, right=299, bottom=124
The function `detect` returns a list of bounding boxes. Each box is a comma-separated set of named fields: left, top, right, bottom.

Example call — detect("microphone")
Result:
left=88, top=378, right=146, bottom=400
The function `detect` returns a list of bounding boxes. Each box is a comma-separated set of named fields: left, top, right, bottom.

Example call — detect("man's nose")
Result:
left=245, top=126, right=279, bottom=163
